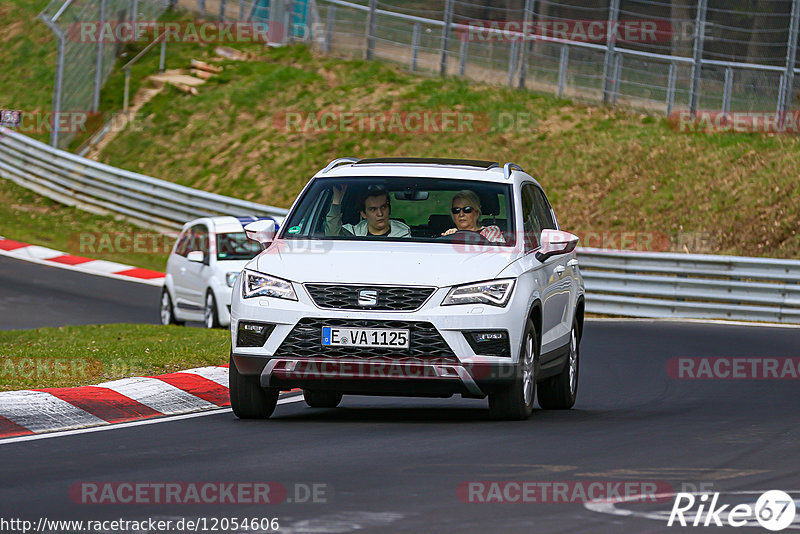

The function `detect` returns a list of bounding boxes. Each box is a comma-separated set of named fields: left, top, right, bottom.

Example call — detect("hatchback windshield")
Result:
left=217, top=232, right=262, bottom=260
left=281, top=177, right=515, bottom=246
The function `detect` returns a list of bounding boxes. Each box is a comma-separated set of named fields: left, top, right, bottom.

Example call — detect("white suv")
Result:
left=161, top=216, right=279, bottom=328
left=229, top=158, right=585, bottom=420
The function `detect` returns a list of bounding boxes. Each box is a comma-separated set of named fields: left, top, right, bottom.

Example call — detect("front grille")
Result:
left=304, top=284, right=436, bottom=311
left=274, top=318, right=458, bottom=363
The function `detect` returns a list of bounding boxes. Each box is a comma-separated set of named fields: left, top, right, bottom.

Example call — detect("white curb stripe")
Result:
left=180, top=366, right=230, bottom=388
left=0, top=390, right=107, bottom=434
left=93, top=377, right=216, bottom=415
left=14, top=245, right=66, bottom=260
left=73, top=259, right=138, bottom=274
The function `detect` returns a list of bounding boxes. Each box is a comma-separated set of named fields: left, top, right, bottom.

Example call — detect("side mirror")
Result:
left=535, top=229, right=579, bottom=262
left=187, top=250, right=204, bottom=263
left=245, top=219, right=276, bottom=245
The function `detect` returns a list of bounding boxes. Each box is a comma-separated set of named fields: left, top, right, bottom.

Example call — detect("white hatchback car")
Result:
left=161, top=216, right=279, bottom=328
left=229, top=158, right=585, bottom=420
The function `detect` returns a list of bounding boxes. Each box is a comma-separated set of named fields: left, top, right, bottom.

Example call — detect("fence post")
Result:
left=197, top=0, right=205, bottom=16
left=365, top=0, right=377, bottom=60
left=123, top=67, right=131, bottom=115
left=439, top=0, right=454, bottom=76
left=219, top=0, right=227, bottom=20
left=779, top=0, right=800, bottom=122
left=51, top=34, right=66, bottom=148
left=132, top=0, right=139, bottom=24
left=722, top=67, right=732, bottom=114
left=557, top=44, right=569, bottom=97
left=92, top=0, right=107, bottom=113
left=508, top=40, right=519, bottom=87
left=666, top=62, right=677, bottom=116
left=239, top=0, right=245, bottom=20
left=612, top=53, right=622, bottom=105
left=689, top=0, right=707, bottom=115
left=601, top=0, right=620, bottom=105
left=410, top=22, right=420, bottom=72
left=517, top=0, right=533, bottom=89
left=458, top=35, right=467, bottom=76
left=325, top=5, right=335, bottom=53
left=159, top=35, right=167, bottom=73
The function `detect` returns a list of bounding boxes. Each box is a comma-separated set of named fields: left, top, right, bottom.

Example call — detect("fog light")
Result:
left=237, top=321, right=275, bottom=347
left=463, top=330, right=510, bottom=357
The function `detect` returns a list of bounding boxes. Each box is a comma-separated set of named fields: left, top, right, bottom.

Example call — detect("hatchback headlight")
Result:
left=442, top=279, right=515, bottom=307
left=242, top=270, right=297, bottom=301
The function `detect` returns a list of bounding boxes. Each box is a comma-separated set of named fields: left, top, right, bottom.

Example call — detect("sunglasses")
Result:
left=451, top=206, right=475, bottom=214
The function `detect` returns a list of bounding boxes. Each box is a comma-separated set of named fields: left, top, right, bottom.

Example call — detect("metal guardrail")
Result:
left=578, top=248, right=800, bottom=324
left=0, top=128, right=288, bottom=233
left=1, top=126, right=798, bottom=323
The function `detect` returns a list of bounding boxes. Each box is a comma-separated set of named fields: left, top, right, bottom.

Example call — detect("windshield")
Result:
left=281, top=177, right=515, bottom=246
left=216, top=232, right=262, bottom=260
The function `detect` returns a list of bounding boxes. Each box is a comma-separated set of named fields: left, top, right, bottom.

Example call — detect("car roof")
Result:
left=181, top=216, right=274, bottom=233
left=312, top=158, right=537, bottom=185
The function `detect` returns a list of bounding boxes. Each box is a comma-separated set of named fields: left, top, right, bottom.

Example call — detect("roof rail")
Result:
left=503, top=162, right=524, bottom=180
left=322, top=157, right=361, bottom=173
left=354, top=157, right=499, bottom=169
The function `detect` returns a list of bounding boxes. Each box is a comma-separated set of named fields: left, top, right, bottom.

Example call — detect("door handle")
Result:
left=555, top=265, right=566, bottom=275
left=180, top=267, right=186, bottom=274
left=567, top=259, right=579, bottom=268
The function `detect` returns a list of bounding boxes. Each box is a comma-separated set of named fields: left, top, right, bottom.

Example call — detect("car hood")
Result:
left=214, top=259, right=253, bottom=274
left=251, top=239, right=521, bottom=287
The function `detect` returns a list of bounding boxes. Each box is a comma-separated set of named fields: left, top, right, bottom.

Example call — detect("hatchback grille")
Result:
left=304, top=284, right=435, bottom=311
left=274, top=318, right=458, bottom=363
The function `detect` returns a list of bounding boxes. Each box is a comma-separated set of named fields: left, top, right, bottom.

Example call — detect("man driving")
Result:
left=325, top=184, right=411, bottom=237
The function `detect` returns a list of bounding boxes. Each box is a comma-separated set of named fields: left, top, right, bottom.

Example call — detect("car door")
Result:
left=531, top=185, right=573, bottom=354
left=182, top=223, right=211, bottom=310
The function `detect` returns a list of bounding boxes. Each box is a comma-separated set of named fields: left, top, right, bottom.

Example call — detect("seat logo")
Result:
left=358, top=290, right=378, bottom=306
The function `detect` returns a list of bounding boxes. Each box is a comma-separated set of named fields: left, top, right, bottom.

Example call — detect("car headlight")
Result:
left=442, top=279, right=515, bottom=307
left=241, top=270, right=297, bottom=301
left=225, top=272, right=240, bottom=288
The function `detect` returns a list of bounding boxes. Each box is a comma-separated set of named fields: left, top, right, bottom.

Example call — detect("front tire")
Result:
left=488, top=318, right=537, bottom=420
left=229, top=354, right=279, bottom=419
left=204, top=291, right=220, bottom=329
left=537, top=320, right=579, bottom=409
left=303, top=390, right=343, bottom=408
left=160, top=289, right=184, bottom=326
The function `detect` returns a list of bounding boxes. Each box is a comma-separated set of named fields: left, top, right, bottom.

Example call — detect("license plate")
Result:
left=321, top=327, right=410, bottom=348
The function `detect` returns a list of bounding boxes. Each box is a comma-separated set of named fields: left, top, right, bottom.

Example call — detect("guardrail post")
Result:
left=325, top=5, right=335, bottom=53
left=779, top=0, right=800, bottom=124
left=517, top=0, right=533, bottom=89
left=439, top=0, right=454, bottom=76
left=410, top=22, right=420, bottom=72
left=666, top=62, right=677, bottom=116
left=123, top=67, right=131, bottom=115
left=689, top=0, right=708, bottom=115
left=558, top=45, right=569, bottom=97
left=612, top=53, right=622, bottom=105
left=602, top=0, right=620, bottom=105
left=722, top=67, right=733, bottom=114
left=92, top=0, right=107, bottom=113
left=458, top=35, right=467, bottom=76
left=365, top=0, right=377, bottom=60
left=159, top=35, right=167, bottom=73
left=508, top=40, right=519, bottom=87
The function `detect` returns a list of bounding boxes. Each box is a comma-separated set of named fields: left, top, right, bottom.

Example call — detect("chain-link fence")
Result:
left=316, top=0, right=800, bottom=119
left=39, top=0, right=172, bottom=149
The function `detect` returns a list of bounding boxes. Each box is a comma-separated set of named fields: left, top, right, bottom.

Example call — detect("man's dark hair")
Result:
left=360, top=186, right=390, bottom=212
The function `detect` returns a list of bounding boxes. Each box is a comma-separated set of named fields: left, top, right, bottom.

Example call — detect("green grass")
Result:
left=0, top=179, right=170, bottom=272
left=0, top=324, right=230, bottom=391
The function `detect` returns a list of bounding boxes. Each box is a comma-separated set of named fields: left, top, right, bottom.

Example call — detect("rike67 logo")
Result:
left=668, top=490, right=797, bottom=531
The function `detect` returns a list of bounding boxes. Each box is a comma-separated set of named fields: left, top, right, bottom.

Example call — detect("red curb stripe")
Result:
left=47, top=254, right=95, bottom=265
left=0, top=415, right=34, bottom=438
left=0, top=239, right=29, bottom=251
left=37, top=386, right=162, bottom=423
left=114, top=267, right=165, bottom=280
left=151, top=373, right=230, bottom=407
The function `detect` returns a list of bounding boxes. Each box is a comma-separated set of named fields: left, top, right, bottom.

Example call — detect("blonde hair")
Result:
left=451, top=190, right=482, bottom=216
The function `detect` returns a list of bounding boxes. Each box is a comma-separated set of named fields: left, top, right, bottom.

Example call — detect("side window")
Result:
left=185, top=224, right=209, bottom=256
left=532, top=187, right=556, bottom=230
left=521, top=184, right=541, bottom=250
left=174, top=229, right=190, bottom=257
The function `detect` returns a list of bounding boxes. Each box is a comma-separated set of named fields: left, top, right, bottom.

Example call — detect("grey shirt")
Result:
left=325, top=204, right=411, bottom=237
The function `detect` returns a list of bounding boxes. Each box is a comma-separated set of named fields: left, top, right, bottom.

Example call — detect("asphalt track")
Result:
left=1, top=314, right=799, bottom=532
